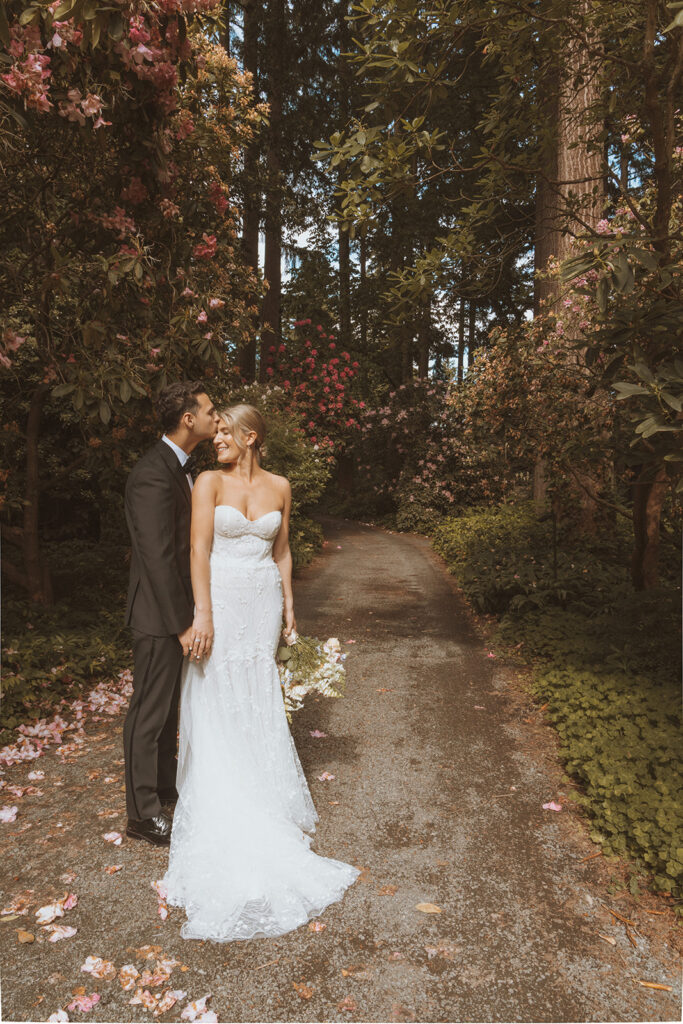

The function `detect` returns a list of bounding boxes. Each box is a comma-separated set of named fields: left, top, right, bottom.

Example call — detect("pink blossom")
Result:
left=193, top=233, right=217, bottom=260
left=196, top=310, right=208, bottom=324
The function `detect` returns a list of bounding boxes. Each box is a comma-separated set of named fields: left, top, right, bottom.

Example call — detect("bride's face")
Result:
left=213, top=420, right=255, bottom=464
left=213, top=420, right=240, bottom=464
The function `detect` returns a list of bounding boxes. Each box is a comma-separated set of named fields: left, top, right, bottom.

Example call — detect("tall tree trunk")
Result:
left=259, top=0, right=284, bottom=381
left=359, top=232, right=368, bottom=356
left=468, top=300, right=476, bottom=359
left=338, top=222, right=351, bottom=348
left=534, top=62, right=560, bottom=314
left=417, top=298, right=430, bottom=379
left=239, top=0, right=260, bottom=382
left=555, top=3, right=606, bottom=531
left=457, top=296, right=465, bottom=384
left=24, top=386, right=52, bottom=604
left=555, top=5, right=604, bottom=256
left=631, top=466, right=669, bottom=589
left=337, top=0, right=352, bottom=349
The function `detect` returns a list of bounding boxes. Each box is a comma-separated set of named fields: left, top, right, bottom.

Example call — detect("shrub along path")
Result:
left=0, top=517, right=680, bottom=1023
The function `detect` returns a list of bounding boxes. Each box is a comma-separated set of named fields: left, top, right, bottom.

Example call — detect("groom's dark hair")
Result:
left=157, top=381, right=205, bottom=433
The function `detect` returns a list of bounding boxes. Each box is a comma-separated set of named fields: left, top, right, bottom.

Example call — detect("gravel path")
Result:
left=0, top=517, right=680, bottom=1023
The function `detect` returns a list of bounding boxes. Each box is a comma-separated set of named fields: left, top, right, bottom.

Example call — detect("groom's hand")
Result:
left=178, top=626, right=194, bottom=657
left=189, top=611, right=214, bottom=661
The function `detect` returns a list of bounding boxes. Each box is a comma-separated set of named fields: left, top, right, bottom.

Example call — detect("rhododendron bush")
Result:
left=0, top=0, right=265, bottom=602
left=260, top=319, right=364, bottom=459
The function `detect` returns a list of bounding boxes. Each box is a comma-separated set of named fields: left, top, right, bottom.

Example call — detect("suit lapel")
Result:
left=155, top=440, right=192, bottom=508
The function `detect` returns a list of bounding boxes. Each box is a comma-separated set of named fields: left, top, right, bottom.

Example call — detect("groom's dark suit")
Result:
left=123, top=440, right=194, bottom=820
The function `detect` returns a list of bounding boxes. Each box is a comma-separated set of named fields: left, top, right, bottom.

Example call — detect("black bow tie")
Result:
left=183, top=453, right=198, bottom=477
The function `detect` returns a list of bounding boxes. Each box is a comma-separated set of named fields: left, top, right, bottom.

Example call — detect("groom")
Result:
left=123, top=381, right=220, bottom=846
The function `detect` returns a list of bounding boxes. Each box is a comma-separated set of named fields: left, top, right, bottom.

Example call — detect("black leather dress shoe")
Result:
left=158, top=787, right=179, bottom=805
left=126, top=813, right=172, bottom=846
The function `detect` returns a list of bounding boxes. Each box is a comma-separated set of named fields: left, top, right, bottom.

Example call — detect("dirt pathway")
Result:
left=0, top=518, right=680, bottom=1023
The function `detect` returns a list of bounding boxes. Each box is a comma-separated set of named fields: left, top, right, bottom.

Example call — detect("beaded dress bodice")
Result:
left=211, top=505, right=282, bottom=564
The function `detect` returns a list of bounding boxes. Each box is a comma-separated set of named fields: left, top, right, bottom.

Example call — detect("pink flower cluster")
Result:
left=1, top=51, right=52, bottom=112
left=193, top=233, right=217, bottom=259
left=58, top=87, right=110, bottom=128
left=96, top=205, right=137, bottom=239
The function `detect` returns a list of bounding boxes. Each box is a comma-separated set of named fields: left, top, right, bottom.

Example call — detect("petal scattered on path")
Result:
left=67, top=993, right=100, bottom=1013
left=35, top=903, right=64, bottom=925
left=118, top=964, right=140, bottom=991
left=181, top=994, right=212, bottom=1020
left=542, top=801, right=563, bottom=812
left=81, top=955, right=116, bottom=980
left=47, top=925, right=77, bottom=942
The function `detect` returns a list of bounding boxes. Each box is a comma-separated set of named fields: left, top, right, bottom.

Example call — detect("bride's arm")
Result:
left=189, top=472, right=216, bottom=661
left=272, top=479, right=296, bottom=637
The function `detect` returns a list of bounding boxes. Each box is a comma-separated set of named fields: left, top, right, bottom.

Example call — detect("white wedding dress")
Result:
left=163, top=505, right=359, bottom=942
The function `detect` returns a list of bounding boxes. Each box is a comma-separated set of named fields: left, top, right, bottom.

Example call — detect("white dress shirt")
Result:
left=162, top=434, right=193, bottom=491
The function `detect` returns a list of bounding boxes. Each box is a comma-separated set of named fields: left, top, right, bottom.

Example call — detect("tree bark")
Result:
left=339, top=222, right=351, bottom=348
left=555, top=4, right=604, bottom=256
left=554, top=3, right=606, bottom=531
left=417, top=297, right=430, bottom=379
left=359, top=232, right=368, bottom=356
left=457, top=296, right=465, bottom=384
left=259, top=0, right=284, bottom=381
left=468, top=300, right=476, bottom=359
left=23, top=385, right=53, bottom=604
left=239, top=0, right=260, bottom=382
left=631, top=466, right=669, bottom=590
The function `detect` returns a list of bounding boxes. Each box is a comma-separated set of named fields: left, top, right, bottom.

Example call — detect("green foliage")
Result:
left=531, top=664, right=682, bottom=894
left=434, top=501, right=681, bottom=897
left=1, top=540, right=131, bottom=735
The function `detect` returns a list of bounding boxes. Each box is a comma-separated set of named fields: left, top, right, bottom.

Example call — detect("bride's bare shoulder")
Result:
left=193, top=469, right=221, bottom=496
left=260, top=469, right=290, bottom=495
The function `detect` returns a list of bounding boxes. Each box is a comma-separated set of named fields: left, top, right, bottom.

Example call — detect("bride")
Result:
left=163, top=403, right=359, bottom=941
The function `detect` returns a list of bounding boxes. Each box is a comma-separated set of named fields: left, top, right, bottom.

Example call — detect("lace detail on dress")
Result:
left=163, top=505, right=359, bottom=941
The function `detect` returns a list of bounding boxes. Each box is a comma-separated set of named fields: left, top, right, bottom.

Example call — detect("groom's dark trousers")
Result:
left=123, top=440, right=194, bottom=820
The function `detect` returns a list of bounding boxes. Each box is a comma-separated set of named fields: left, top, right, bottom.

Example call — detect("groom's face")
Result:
left=189, top=393, right=220, bottom=440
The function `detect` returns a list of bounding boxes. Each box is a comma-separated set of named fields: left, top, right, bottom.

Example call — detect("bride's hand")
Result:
left=284, top=606, right=297, bottom=639
left=190, top=610, right=214, bottom=661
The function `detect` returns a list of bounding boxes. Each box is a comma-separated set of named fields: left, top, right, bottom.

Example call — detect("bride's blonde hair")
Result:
left=219, top=403, right=266, bottom=463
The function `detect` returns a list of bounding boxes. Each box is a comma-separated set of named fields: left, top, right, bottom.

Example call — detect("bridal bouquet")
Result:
left=276, top=631, right=346, bottom=720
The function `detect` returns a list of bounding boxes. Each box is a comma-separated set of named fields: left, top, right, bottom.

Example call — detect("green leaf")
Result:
left=18, top=6, right=38, bottom=25
left=99, top=399, right=111, bottom=424
left=108, top=11, right=123, bottom=39
left=52, top=383, right=75, bottom=398
left=596, top=277, right=609, bottom=313
left=613, top=381, right=648, bottom=399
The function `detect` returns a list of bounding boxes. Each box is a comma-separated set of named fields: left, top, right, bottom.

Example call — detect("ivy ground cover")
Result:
left=433, top=503, right=682, bottom=902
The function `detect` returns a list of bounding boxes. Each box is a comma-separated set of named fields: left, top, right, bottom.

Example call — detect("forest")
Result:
left=1, top=0, right=681, bottom=903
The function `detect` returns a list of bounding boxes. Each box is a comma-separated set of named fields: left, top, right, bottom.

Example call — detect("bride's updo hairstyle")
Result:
left=219, top=403, right=267, bottom=463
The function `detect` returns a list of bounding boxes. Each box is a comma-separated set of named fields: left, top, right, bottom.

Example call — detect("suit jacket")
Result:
left=124, top=440, right=194, bottom=636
